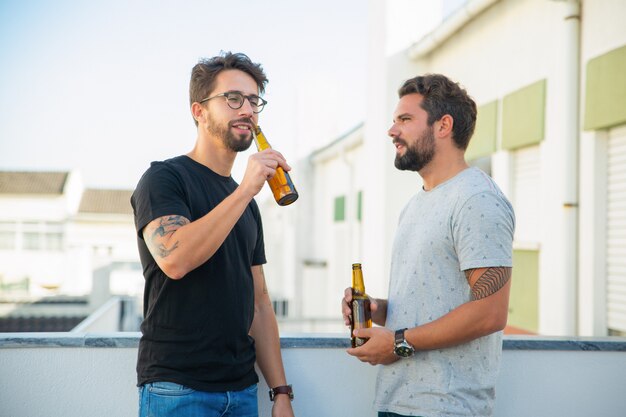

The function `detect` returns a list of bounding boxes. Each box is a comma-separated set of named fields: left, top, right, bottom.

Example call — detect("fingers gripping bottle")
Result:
left=251, top=125, right=299, bottom=206
left=350, top=263, right=372, bottom=348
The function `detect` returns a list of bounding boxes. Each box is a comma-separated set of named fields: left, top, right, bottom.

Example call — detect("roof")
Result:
left=310, top=122, right=364, bottom=161
left=78, top=189, right=133, bottom=215
left=0, top=316, right=87, bottom=332
left=407, top=0, right=499, bottom=60
left=0, top=171, right=69, bottom=195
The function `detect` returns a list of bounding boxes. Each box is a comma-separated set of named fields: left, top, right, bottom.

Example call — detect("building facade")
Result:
left=0, top=171, right=141, bottom=303
left=262, top=0, right=626, bottom=337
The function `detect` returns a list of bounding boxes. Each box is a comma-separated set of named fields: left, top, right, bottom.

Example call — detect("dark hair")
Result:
left=189, top=51, right=268, bottom=126
left=398, top=74, right=477, bottom=150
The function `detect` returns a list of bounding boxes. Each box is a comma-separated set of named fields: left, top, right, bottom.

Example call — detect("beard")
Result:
left=394, top=126, right=436, bottom=172
left=207, top=114, right=253, bottom=152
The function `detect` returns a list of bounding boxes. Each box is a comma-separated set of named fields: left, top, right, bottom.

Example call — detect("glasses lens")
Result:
left=224, top=92, right=244, bottom=109
left=250, top=96, right=266, bottom=113
left=247, top=95, right=261, bottom=108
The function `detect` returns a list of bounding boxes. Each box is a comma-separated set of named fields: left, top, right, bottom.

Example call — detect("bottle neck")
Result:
left=253, top=126, right=271, bottom=151
left=352, top=269, right=366, bottom=294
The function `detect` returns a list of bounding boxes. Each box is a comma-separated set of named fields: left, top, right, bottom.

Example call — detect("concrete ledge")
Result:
left=2, top=332, right=626, bottom=351
left=1, top=332, right=625, bottom=417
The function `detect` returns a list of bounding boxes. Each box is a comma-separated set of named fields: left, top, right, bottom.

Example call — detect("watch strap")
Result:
left=395, top=328, right=407, bottom=345
left=269, top=384, right=294, bottom=401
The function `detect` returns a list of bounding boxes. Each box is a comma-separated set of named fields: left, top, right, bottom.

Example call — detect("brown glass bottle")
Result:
left=350, top=263, right=372, bottom=348
left=252, top=125, right=299, bottom=206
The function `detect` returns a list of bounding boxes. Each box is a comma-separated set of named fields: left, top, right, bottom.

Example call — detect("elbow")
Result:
left=157, top=249, right=215, bottom=280
left=158, top=259, right=189, bottom=280
left=484, top=312, right=508, bottom=334
left=165, top=270, right=186, bottom=280
left=492, top=316, right=508, bottom=333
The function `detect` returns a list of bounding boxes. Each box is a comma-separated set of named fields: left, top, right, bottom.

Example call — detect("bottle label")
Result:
left=351, top=298, right=372, bottom=348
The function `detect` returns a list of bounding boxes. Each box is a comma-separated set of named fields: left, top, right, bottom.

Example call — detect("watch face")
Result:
left=394, top=343, right=415, bottom=358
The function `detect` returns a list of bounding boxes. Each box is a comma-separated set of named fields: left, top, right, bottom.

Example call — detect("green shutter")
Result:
left=334, top=196, right=345, bottom=222
left=508, top=249, right=539, bottom=333
left=466, top=100, right=498, bottom=161
left=357, top=191, right=363, bottom=222
left=502, top=80, right=546, bottom=150
left=584, top=44, right=626, bottom=130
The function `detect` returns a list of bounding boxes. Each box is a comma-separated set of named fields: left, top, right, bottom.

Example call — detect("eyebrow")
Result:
left=393, top=112, right=412, bottom=123
left=225, top=90, right=260, bottom=97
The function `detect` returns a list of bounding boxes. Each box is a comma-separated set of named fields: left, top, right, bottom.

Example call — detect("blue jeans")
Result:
left=378, top=413, right=419, bottom=417
left=139, top=381, right=258, bottom=417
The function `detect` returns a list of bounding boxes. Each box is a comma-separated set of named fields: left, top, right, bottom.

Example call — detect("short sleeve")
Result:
left=453, top=191, right=515, bottom=271
left=130, top=162, right=192, bottom=238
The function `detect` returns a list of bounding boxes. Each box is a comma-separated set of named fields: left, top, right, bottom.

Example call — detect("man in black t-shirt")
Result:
left=131, top=52, right=295, bottom=417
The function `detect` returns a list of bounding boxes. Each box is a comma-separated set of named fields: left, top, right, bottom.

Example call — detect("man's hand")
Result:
left=341, top=287, right=380, bottom=326
left=240, top=149, right=291, bottom=199
left=271, top=394, right=295, bottom=417
left=346, top=327, right=398, bottom=366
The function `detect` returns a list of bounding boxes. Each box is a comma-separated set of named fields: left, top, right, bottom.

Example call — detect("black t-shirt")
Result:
left=130, top=155, right=266, bottom=392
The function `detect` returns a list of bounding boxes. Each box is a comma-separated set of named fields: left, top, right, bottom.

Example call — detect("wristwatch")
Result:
left=269, top=384, right=294, bottom=401
left=393, top=328, right=415, bottom=358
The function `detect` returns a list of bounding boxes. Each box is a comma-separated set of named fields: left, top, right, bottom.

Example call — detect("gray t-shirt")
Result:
left=374, top=167, right=515, bottom=417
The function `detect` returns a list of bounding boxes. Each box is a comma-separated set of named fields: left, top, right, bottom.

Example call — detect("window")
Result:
left=333, top=196, right=346, bottom=222
left=22, top=222, right=41, bottom=250
left=0, top=222, right=17, bottom=250
left=20, top=222, right=64, bottom=251
left=272, top=299, right=289, bottom=317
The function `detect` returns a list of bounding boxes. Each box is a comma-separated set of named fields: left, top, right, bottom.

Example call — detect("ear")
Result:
left=435, top=114, right=454, bottom=138
left=191, top=102, right=205, bottom=124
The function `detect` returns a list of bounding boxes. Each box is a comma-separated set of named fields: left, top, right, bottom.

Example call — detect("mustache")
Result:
left=392, top=138, right=408, bottom=147
left=229, top=117, right=254, bottom=127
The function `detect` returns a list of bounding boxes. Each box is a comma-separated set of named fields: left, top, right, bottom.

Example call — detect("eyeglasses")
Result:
left=200, top=91, right=268, bottom=113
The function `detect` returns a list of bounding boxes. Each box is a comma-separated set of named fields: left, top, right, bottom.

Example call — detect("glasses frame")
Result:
left=199, top=91, right=268, bottom=114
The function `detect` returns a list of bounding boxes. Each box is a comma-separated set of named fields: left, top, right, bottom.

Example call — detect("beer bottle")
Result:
left=350, top=263, right=372, bottom=348
left=252, top=125, right=299, bottom=206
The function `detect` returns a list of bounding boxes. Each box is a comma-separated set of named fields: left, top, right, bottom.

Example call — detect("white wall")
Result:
left=402, top=0, right=583, bottom=335
left=0, top=336, right=625, bottom=417
left=577, top=0, right=626, bottom=336
left=382, top=0, right=622, bottom=336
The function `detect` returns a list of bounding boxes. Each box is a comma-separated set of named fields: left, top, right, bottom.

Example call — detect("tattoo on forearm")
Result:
left=146, top=215, right=189, bottom=259
left=466, top=267, right=511, bottom=301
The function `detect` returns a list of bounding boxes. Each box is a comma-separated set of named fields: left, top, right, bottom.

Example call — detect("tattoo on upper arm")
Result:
left=466, top=267, right=512, bottom=301
left=144, top=215, right=190, bottom=259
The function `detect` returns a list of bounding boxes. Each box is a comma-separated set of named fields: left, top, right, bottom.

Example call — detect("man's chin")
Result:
left=228, top=136, right=253, bottom=153
left=394, top=156, right=420, bottom=171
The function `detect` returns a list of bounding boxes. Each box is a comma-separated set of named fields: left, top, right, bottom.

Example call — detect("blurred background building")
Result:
left=0, top=170, right=142, bottom=331
left=1, top=0, right=625, bottom=339
left=261, top=0, right=626, bottom=338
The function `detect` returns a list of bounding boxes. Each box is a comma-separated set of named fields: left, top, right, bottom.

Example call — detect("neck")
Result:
left=419, top=152, right=469, bottom=191
left=187, top=131, right=236, bottom=177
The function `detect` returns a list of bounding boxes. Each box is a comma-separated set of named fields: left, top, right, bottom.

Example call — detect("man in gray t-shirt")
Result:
left=342, top=74, right=515, bottom=417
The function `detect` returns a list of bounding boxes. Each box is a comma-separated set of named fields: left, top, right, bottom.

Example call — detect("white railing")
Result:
left=0, top=334, right=625, bottom=417
left=71, top=296, right=122, bottom=332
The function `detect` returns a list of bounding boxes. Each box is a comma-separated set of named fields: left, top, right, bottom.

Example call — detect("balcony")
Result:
left=1, top=333, right=625, bottom=417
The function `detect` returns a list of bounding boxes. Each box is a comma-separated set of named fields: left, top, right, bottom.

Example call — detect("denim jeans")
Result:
left=139, top=381, right=258, bottom=417
left=378, top=413, right=420, bottom=417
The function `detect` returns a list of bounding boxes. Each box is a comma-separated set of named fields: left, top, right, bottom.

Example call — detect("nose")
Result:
left=238, top=98, right=255, bottom=118
left=388, top=123, right=399, bottom=138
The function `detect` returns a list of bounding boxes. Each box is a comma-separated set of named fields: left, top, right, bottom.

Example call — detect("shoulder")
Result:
left=447, top=169, right=515, bottom=230
left=453, top=169, right=511, bottom=208
left=132, top=157, right=190, bottom=204
left=137, top=156, right=188, bottom=186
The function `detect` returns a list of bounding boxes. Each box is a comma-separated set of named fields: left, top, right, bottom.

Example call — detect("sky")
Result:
left=0, top=0, right=370, bottom=190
